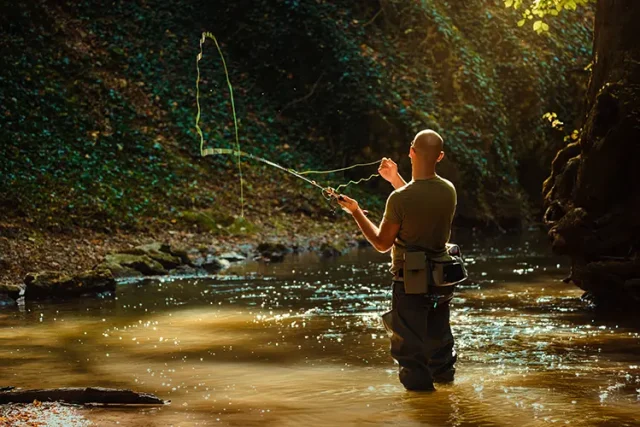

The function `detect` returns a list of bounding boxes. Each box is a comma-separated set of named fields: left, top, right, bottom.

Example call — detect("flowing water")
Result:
left=1, top=231, right=640, bottom=426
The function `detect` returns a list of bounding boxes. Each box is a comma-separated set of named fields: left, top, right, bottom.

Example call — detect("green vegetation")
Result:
left=504, top=0, right=593, bottom=33
left=0, top=0, right=593, bottom=231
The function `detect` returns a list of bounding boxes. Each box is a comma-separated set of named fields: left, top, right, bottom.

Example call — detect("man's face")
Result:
left=409, top=140, right=416, bottom=161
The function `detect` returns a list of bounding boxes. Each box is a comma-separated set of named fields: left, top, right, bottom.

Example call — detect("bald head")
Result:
left=411, top=129, right=444, bottom=165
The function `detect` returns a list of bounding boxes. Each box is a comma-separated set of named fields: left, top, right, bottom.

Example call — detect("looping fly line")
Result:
left=195, top=32, right=381, bottom=215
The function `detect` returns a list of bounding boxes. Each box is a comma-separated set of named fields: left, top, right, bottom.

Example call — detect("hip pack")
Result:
left=403, top=244, right=468, bottom=294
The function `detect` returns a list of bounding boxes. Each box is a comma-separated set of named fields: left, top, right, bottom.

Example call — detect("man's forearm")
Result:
left=390, top=173, right=407, bottom=190
left=351, top=208, right=384, bottom=252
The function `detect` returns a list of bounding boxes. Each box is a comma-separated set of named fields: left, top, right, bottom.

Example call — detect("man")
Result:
left=336, top=129, right=457, bottom=391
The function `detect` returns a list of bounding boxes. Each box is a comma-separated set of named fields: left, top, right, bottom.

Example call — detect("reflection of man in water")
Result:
left=337, top=129, right=457, bottom=391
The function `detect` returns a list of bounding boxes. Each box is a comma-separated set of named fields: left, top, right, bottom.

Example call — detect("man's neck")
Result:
left=412, top=165, right=437, bottom=181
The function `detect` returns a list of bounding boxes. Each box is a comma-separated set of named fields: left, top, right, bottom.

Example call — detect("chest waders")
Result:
left=381, top=244, right=468, bottom=391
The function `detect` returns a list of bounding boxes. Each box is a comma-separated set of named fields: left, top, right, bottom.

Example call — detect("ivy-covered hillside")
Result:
left=0, top=0, right=593, bottom=231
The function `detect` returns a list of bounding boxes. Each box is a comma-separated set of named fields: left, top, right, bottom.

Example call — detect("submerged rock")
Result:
left=0, top=284, right=20, bottom=307
left=185, top=249, right=206, bottom=267
left=219, top=251, right=246, bottom=262
left=356, top=238, right=370, bottom=248
left=257, top=242, right=289, bottom=262
left=24, top=269, right=115, bottom=299
left=168, top=265, right=201, bottom=276
left=0, top=283, right=25, bottom=301
left=203, top=254, right=230, bottom=272
left=319, top=242, right=347, bottom=257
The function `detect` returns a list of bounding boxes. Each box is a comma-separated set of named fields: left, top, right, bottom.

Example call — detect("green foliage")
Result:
left=542, top=112, right=565, bottom=130
left=0, top=0, right=594, bottom=229
left=505, top=0, right=594, bottom=33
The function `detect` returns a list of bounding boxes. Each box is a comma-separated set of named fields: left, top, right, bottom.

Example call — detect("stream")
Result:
left=1, top=231, right=639, bottom=426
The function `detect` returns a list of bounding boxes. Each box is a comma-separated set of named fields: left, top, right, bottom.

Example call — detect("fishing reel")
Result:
left=322, top=187, right=371, bottom=217
left=321, top=187, right=343, bottom=214
left=322, top=187, right=344, bottom=202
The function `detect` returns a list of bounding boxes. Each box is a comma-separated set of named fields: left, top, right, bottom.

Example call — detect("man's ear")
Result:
left=437, top=151, right=445, bottom=162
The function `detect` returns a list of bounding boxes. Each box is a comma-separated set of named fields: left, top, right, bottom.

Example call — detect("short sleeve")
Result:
left=383, top=191, right=402, bottom=224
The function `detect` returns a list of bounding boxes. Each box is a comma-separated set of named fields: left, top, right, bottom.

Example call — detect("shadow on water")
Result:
left=1, top=231, right=640, bottom=426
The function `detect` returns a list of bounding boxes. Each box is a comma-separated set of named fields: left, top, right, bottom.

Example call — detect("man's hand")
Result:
left=378, top=158, right=407, bottom=190
left=378, top=157, right=398, bottom=183
left=336, top=194, right=359, bottom=214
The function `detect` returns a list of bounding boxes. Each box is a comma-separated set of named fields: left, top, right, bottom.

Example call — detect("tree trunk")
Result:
left=542, top=0, right=640, bottom=307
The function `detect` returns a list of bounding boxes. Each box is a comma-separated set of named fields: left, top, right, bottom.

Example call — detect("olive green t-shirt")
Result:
left=383, top=176, right=457, bottom=274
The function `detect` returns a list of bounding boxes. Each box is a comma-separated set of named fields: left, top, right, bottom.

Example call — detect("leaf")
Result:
left=505, top=0, right=514, bottom=7
left=517, top=19, right=526, bottom=27
left=533, top=20, right=542, bottom=31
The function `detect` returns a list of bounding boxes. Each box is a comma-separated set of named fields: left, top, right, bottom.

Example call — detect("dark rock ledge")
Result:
left=0, top=239, right=355, bottom=306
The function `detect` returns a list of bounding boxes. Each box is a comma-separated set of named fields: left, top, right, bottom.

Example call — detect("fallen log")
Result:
left=0, top=387, right=166, bottom=405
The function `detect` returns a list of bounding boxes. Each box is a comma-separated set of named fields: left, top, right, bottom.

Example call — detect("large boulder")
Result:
left=24, top=269, right=115, bottom=299
left=144, top=250, right=181, bottom=270
left=121, top=243, right=182, bottom=270
left=168, top=246, right=192, bottom=266
left=95, top=261, right=143, bottom=279
left=104, top=253, right=167, bottom=276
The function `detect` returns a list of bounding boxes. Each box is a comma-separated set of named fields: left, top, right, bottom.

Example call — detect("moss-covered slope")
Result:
left=0, top=0, right=592, bottom=231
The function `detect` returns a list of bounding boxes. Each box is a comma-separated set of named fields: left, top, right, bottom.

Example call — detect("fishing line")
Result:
left=195, top=31, right=381, bottom=213
left=196, top=32, right=245, bottom=217
left=203, top=148, right=326, bottom=191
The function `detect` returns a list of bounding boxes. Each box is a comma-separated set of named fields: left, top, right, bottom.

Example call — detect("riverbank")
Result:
left=0, top=212, right=362, bottom=305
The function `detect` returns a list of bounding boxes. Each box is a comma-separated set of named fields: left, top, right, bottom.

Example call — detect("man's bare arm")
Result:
left=351, top=209, right=399, bottom=252
left=379, top=158, right=407, bottom=190
left=388, top=173, right=407, bottom=190
left=334, top=191, right=400, bottom=252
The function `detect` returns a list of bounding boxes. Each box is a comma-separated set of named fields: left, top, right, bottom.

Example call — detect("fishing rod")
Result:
left=203, top=148, right=337, bottom=196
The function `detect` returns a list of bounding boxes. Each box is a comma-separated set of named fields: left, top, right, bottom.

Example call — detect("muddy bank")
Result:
left=0, top=216, right=361, bottom=305
left=0, top=402, right=92, bottom=427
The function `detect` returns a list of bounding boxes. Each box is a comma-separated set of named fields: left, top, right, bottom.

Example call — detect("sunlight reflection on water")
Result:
left=1, top=232, right=640, bottom=426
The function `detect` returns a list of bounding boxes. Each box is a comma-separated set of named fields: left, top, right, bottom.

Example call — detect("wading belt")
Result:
left=396, top=246, right=468, bottom=295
